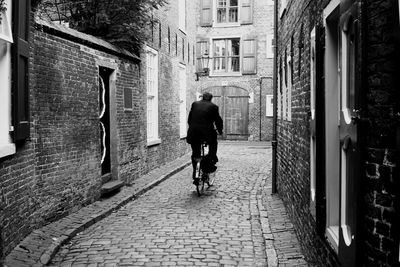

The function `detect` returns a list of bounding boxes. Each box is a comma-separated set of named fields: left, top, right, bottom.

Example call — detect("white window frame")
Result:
left=266, top=95, right=273, bottom=117
left=213, top=0, right=241, bottom=27
left=179, top=0, right=186, bottom=32
left=146, top=46, right=160, bottom=146
left=0, top=0, right=15, bottom=158
left=210, top=36, right=242, bottom=76
left=279, top=0, right=287, bottom=18
left=266, top=34, right=274, bottom=59
left=179, top=64, right=187, bottom=138
left=287, top=51, right=292, bottom=122
left=324, top=0, right=341, bottom=252
left=0, top=0, right=13, bottom=44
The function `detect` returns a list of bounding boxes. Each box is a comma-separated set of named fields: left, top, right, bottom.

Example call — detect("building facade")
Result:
left=0, top=0, right=197, bottom=262
left=275, top=0, right=400, bottom=266
left=195, top=0, right=275, bottom=141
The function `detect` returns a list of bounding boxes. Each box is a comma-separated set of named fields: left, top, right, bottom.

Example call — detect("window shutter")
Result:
left=241, top=0, right=253, bottom=25
left=200, top=0, right=212, bottom=26
left=242, top=38, right=257, bottom=74
left=12, top=0, right=31, bottom=141
left=196, top=39, right=209, bottom=72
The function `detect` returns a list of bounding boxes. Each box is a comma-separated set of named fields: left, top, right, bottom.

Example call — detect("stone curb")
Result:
left=4, top=157, right=191, bottom=267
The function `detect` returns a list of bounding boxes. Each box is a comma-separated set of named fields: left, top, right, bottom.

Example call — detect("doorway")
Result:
left=99, top=67, right=116, bottom=183
left=203, top=86, right=249, bottom=140
left=324, top=0, right=362, bottom=265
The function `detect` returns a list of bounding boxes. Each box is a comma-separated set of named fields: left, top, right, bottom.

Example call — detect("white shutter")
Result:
left=179, top=65, right=187, bottom=137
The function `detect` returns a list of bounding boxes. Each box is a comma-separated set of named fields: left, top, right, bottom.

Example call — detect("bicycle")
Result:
left=193, top=142, right=216, bottom=196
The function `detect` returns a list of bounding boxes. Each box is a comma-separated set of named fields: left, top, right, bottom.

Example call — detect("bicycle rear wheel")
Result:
left=195, top=161, right=203, bottom=196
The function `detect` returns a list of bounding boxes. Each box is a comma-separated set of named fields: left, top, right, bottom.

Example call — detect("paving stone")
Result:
left=6, top=142, right=310, bottom=267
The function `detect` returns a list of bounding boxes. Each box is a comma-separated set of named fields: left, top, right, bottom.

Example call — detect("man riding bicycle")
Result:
left=186, top=92, right=223, bottom=185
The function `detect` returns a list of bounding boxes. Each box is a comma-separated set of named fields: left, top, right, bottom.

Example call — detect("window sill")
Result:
left=147, top=138, right=161, bottom=147
left=0, top=143, right=16, bottom=158
left=213, top=22, right=240, bottom=28
left=210, top=72, right=242, bottom=77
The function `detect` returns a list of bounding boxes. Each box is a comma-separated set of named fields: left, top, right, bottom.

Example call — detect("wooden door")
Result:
left=338, top=1, right=363, bottom=266
left=203, top=86, right=249, bottom=140
left=99, top=69, right=111, bottom=178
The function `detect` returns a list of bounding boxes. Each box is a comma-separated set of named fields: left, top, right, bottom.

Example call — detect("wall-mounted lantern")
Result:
left=195, top=50, right=210, bottom=81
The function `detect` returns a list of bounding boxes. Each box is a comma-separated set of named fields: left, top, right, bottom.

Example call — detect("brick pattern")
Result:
left=1, top=2, right=198, bottom=262
left=196, top=0, right=274, bottom=141
left=276, top=1, right=339, bottom=266
left=276, top=0, right=400, bottom=266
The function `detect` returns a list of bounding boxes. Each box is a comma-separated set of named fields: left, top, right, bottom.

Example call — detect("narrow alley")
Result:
left=44, top=142, right=307, bottom=267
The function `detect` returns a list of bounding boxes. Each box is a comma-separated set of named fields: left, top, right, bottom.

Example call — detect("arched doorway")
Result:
left=202, top=86, right=249, bottom=140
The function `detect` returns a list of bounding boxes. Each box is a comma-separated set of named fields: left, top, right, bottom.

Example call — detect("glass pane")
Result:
left=217, top=0, right=227, bottom=7
left=230, top=0, right=238, bottom=6
left=213, top=40, right=226, bottom=56
left=229, top=7, right=238, bottom=22
left=229, top=56, right=240, bottom=72
left=230, top=39, right=240, bottom=56
left=348, top=22, right=356, bottom=110
left=213, top=57, right=226, bottom=72
left=217, top=8, right=226, bottom=23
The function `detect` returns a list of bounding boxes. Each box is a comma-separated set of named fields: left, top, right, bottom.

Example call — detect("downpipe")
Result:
left=271, top=0, right=278, bottom=194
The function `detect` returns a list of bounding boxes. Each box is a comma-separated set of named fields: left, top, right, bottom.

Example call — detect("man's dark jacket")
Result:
left=186, top=99, right=223, bottom=144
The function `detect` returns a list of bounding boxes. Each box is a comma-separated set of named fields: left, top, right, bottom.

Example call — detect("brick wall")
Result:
left=1, top=1, right=198, bottom=260
left=195, top=0, right=274, bottom=141
left=362, top=1, right=400, bottom=266
left=276, top=0, right=340, bottom=266
left=276, top=0, right=400, bottom=266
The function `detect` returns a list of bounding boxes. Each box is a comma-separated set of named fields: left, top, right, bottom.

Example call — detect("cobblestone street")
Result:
left=46, top=142, right=307, bottom=267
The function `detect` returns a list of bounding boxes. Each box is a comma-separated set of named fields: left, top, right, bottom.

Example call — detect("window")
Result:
left=0, top=0, right=14, bottom=158
left=200, top=0, right=253, bottom=26
left=279, top=0, right=287, bottom=18
left=146, top=46, right=160, bottom=145
left=287, top=46, right=292, bottom=121
left=266, top=34, right=274, bottom=59
left=1, top=0, right=30, bottom=158
left=168, top=27, right=171, bottom=53
left=179, top=0, right=186, bottom=32
left=217, top=0, right=238, bottom=23
left=179, top=65, right=187, bottom=137
left=266, top=95, right=273, bottom=117
left=212, top=38, right=240, bottom=74
left=0, top=0, right=13, bottom=43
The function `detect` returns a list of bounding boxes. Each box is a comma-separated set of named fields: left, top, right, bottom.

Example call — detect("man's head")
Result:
left=202, top=92, right=213, bottom=101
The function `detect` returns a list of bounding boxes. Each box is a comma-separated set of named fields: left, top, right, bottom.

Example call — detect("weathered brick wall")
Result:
left=277, top=0, right=400, bottom=266
left=196, top=0, right=274, bottom=141
left=136, top=1, right=196, bottom=175
left=362, top=1, right=400, bottom=266
left=276, top=0, right=340, bottom=266
left=1, top=1, right=198, bottom=260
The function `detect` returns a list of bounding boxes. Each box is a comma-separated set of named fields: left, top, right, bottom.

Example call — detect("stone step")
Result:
left=101, top=180, right=124, bottom=197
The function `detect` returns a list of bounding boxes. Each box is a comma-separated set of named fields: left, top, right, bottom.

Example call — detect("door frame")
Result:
left=98, top=63, right=119, bottom=182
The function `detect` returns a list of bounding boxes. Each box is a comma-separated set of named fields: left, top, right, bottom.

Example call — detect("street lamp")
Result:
left=196, top=50, right=210, bottom=81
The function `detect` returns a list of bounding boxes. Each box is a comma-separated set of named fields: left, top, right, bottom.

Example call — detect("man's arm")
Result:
left=214, top=106, right=223, bottom=134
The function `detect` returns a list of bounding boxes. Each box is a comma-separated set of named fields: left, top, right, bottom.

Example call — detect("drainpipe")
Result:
left=271, top=0, right=278, bottom=194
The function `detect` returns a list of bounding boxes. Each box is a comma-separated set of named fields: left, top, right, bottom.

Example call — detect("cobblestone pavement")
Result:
left=46, top=142, right=308, bottom=267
